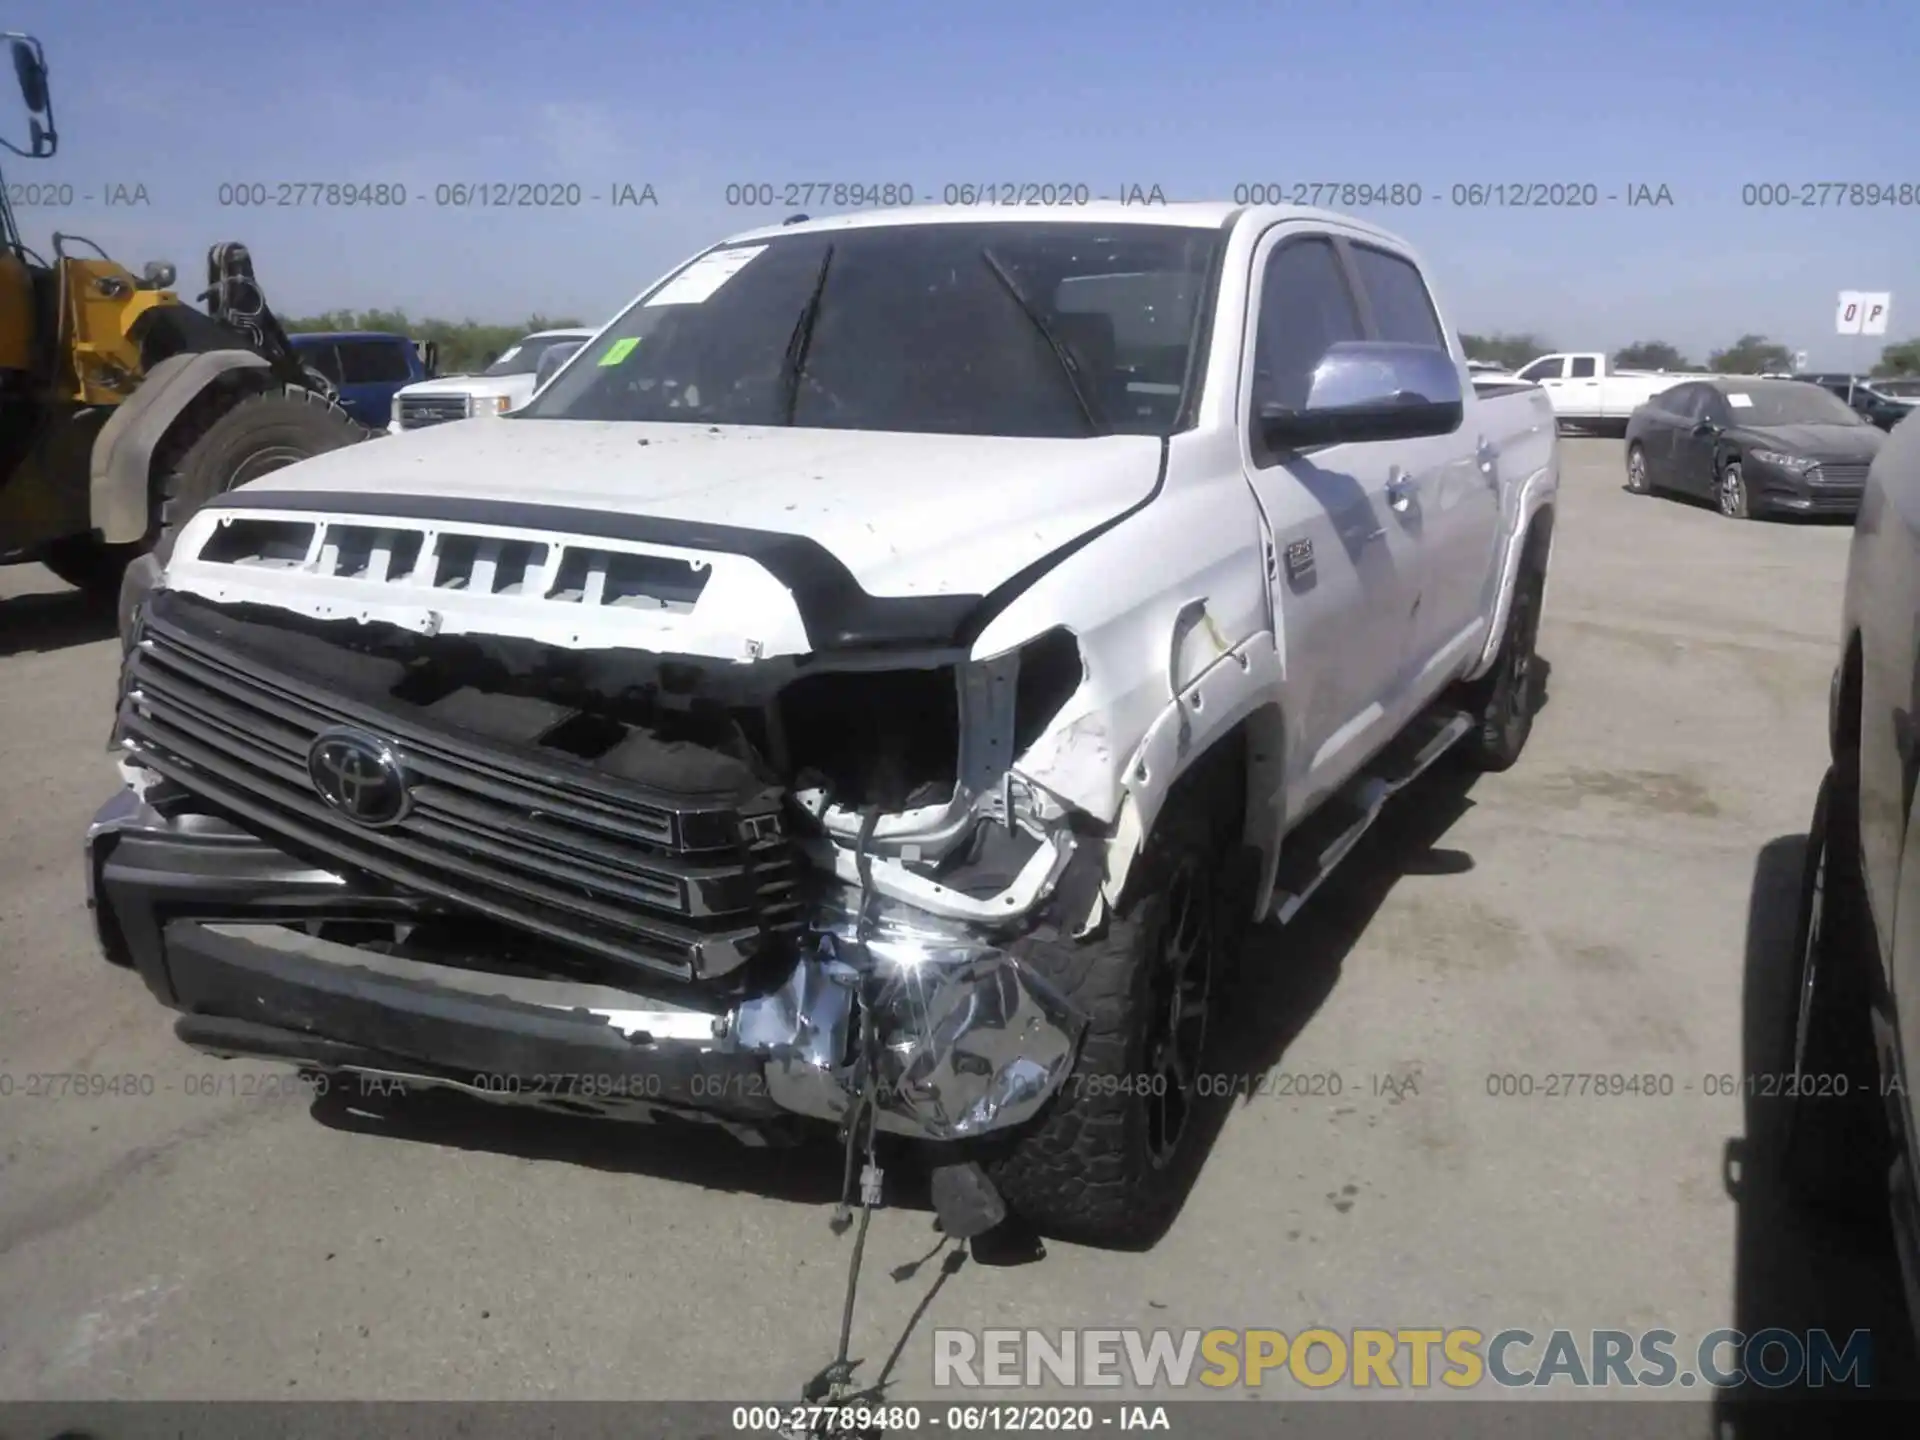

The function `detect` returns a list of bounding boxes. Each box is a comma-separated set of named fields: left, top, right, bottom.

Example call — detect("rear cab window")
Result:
left=336, top=339, right=415, bottom=385
left=295, top=340, right=342, bottom=384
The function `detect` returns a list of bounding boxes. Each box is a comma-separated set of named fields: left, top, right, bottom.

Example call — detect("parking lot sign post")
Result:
left=1837, top=291, right=1893, bottom=380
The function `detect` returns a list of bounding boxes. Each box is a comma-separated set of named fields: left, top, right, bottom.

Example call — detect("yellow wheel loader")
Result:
left=0, top=34, right=367, bottom=621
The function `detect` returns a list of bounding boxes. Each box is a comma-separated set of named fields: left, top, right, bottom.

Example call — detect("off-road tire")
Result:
left=988, top=752, right=1248, bottom=1249
left=1625, top=442, right=1652, bottom=495
left=39, top=534, right=142, bottom=605
left=1458, top=523, right=1549, bottom=772
left=151, top=382, right=367, bottom=567
left=1768, top=757, right=1890, bottom=1217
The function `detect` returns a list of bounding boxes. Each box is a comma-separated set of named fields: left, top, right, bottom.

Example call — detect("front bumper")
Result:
left=1748, top=464, right=1863, bottom=517
left=87, top=786, right=1087, bottom=1145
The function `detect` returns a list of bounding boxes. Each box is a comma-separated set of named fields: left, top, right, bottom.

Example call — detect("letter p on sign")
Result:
left=1837, top=291, right=1893, bottom=335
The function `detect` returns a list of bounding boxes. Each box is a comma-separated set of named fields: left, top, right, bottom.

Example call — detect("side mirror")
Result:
left=1691, top=419, right=1717, bottom=438
left=12, top=37, right=47, bottom=114
left=534, top=340, right=583, bottom=390
left=1257, top=342, right=1464, bottom=450
left=416, top=340, right=440, bottom=377
left=140, top=260, right=176, bottom=290
left=6, top=35, right=53, bottom=158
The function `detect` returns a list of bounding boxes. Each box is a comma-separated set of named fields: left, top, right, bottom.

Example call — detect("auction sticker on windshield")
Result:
left=598, top=337, right=640, bottom=366
left=645, top=245, right=768, bottom=306
left=1728, top=393, right=1753, bottom=407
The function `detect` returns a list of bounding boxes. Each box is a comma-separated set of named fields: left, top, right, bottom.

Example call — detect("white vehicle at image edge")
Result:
left=386, top=327, right=597, bottom=432
left=1514, top=351, right=1714, bottom=432
left=94, top=203, right=1559, bottom=1249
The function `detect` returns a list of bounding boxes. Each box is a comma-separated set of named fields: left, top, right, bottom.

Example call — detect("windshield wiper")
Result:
left=780, top=244, right=834, bottom=424
left=979, top=246, right=1106, bottom=435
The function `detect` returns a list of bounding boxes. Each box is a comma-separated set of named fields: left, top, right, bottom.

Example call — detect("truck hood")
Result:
left=179, top=420, right=1165, bottom=657
left=395, top=375, right=529, bottom=402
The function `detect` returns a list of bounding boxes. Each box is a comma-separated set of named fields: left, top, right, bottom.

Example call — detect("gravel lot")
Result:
left=0, top=438, right=1912, bottom=1407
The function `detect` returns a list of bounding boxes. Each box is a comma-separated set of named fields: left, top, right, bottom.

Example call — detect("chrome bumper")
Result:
left=88, top=787, right=1087, bottom=1144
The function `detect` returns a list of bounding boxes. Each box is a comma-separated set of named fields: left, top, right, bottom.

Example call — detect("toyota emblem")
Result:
left=307, top=726, right=412, bottom=828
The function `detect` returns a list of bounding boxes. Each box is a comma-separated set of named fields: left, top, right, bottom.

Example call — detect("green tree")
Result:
left=1459, top=332, right=1554, bottom=370
left=1707, top=333, right=1792, bottom=374
left=1873, top=339, right=1920, bottom=377
left=1612, top=340, right=1693, bottom=372
left=281, top=309, right=586, bottom=375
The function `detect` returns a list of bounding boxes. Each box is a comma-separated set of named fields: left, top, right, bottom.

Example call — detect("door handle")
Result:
left=1386, top=473, right=1415, bottom=513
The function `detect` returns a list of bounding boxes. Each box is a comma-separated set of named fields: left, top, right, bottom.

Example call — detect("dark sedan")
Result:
left=1780, top=411, right=1920, bottom=1350
left=1624, top=378, right=1887, bottom=519
left=1799, top=372, right=1919, bottom=433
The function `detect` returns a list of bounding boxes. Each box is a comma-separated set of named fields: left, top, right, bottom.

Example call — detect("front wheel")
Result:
left=1716, top=460, right=1752, bottom=520
left=1625, top=443, right=1652, bottom=495
left=1458, top=527, right=1549, bottom=772
left=989, top=764, right=1245, bottom=1248
left=1769, top=759, right=1889, bottom=1215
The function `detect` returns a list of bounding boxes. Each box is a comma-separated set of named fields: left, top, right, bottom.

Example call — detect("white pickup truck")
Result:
left=92, top=203, right=1560, bottom=1249
left=386, top=327, right=596, bottom=433
left=1513, top=351, right=1709, bottom=433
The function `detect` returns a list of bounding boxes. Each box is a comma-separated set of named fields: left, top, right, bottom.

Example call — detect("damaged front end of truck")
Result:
left=87, top=496, right=1122, bottom=1163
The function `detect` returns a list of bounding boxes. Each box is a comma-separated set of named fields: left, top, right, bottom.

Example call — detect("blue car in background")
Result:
left=287, top=332, right=433, bottom=429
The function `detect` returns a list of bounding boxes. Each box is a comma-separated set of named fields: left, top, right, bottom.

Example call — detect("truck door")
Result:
left=1565, top=354, right=1604, bottom=417
left=1344, top=240, right=1502, bottom=680
left=1238, top=228, right=1422, bottom=795
left=1670, top=386, right=1732, bottom=497
left=1515, top=354, right=1566, bottom=413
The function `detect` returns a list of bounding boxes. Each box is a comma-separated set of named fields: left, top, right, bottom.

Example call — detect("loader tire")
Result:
left=152, top=383, right=367, bottom=567
left=988, top=752, right=1248, bottom=1249
left=40, top=534, right=141, bottom=605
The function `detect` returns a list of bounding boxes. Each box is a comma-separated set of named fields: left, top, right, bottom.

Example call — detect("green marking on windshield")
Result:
left=598, top=337, right=640, bottom=366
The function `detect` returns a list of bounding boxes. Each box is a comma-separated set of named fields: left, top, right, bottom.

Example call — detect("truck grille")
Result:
left=116, top=601, right=803, bottom=983
left=1809, top=462, right=1870, bottom=489
left=397, top=395, right=470, bottom=429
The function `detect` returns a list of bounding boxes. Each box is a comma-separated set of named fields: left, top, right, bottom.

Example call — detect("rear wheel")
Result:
left=152, top=383, right=367, bottom=566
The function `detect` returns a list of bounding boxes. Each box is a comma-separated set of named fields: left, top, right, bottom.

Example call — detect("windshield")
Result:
left=484, top=334, right=587, bottom=377
left=1724, top=383, right=1871, bottom=427
left=517, top=222, right=1223, bottom=437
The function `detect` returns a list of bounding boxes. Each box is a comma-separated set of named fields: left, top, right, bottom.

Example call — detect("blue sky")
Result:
left=11, top=0, right=1919, bottom=366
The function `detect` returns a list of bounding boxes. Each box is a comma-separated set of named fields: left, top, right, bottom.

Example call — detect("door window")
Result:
left=1568, top=356, right=1597, bottom=378
left=1665, top=385, right=1704, bottom=421
left=1517, top=356, right=1564, bottom=381
left=1247, top=236, right=1365, bottom=463
left=1346, top=244, right=1445, bottom=348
